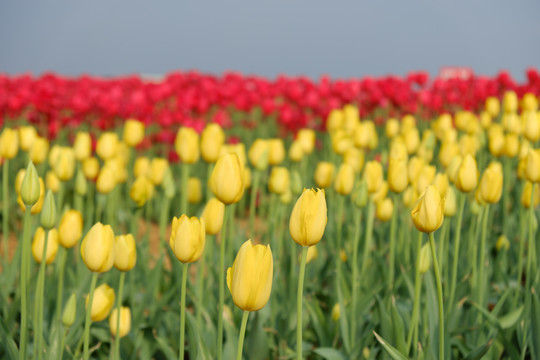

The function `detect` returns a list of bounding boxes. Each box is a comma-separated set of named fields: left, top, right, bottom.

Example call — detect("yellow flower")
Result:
left=504, top=134, right=519, bottom=158
left=29, top=137, right=49, bottom=165
left=31, top=227, right=59, bottom=264
left=19, top=162, right=40, bottom=206
left=227, top=240, right=273, bottom=312
left=289, top=188, right=327, bottom=247
left=62, top=293, right=77, bottom=327
left=268, top=138, right=285, bottom=165
left=411, top=185, right=444, bottom=233
left=188, top=177, right=202, bottom=204
left=326, top=109, right=344, bottom=132
left=123, top=119, right=145, bottom=147
left=524, top=111, right=540, bottom=142
left=296, top=129, right=316, bottom=154
left=522, top=93, right=539, bottom=112
left=385, top=118, right=400, bottom=139
left=86, top=283, right=115, bottom=322
left=521, top=182, right=540, bottom=208
left=96, top=165, right=117, bottom=194
left=18, top=126, right=37, bottom=151
left=332, top=130, right=353, bottom=154
left=96, top=132, right=119, bottom=160
left=18, top=177, right=45, bottom=214
left=133, top=157, right=150, bottom=178
left=526, top=149, right=540, bottom=183
left=403, top=128, right=420, bottom=154
left=175, top=126, right=200, bottom=164
left=149, top=158, right=169, bottom=185
left=485, top=96, right=500, bottom=117
left=109, top=307, right=131, bottom=338
left=496, top=235, right=510, bottom=252
left=209, top=153, right=245, bottom=204
left=503, top=91, right=518, bottom=113
left=268, top=167, right=290, bottom=195
left=248, top=139, right=270, bottom=171
left=202, top=198, right=225, bottom=235
left=73, top=132, right=92, bottom=161
left=454, top=155, right=478, bottom=193
left=130, top=176, right=153, bottom=207
left=0, top=127, right=19, bottom=159
left=375, top=198, right=394, bottom=222
left=54, top=147, right=76, bottom=181
left=364, top=161, right=383, bottom=194
left=314, top=162, right=335, bottom=189
left=433, top=173, right=449, bottom=198
left=407, top=156, right=424, bottom=184
left=415, top=165, right=436, bottom=194
left=201, top=123, right=225, bottom=163
left=343, top=147, right=364, bottom=173
left=82, top=157, right=100, bottom=180
left=58, top=210, right=83, bottom=248
left=388, top=157, right=408, bottom=193
left=288, top=141, right=304, bottom=163
left=46, top=171, right=60, bottom=193
left=305, top=245, right=318, bottom=264
left=334, top=163, right=355, bottom=195
left=479, top=162, right=503, bottom=204
left=80, top=223, right=115, bottom=273
left=113, top=234, right=137, bottom=271
left=331, top=303, right=341, bottom=322
left=169, top=215, right=206, bottom=263
left=418, top=243, right=431, bottom=275
left=444, top=186, right=457, bottom=217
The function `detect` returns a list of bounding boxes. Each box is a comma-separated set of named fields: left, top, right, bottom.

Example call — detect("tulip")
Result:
left=390, top=138, right=408, bottom=161
left=376, top=198, right=394, bottom=222
left=40, top=190, right=56, bottom=230
left=201, top=123, right=225, bottom=163
left=296, top=129, right=316, bottom=154
left=444, top=186, right=457, bottom=217
left=175, top=127, right=200, bottom=164
left=343, top=104, right=360, bottom=129
left=504, top=134, right=519, bottom=158
left=62, top=293, right=77, bottom=327
left=331, top=303, right=341, bottom=322
left=385, top=118, right=400, bottom=139
left=15, top=169, right=26, bottom=195
left=29, top=137, right=49, bottom=165
left=522, top=93, right=539, bottom=112
left=123, top=119, right=145, bottom=147
left=96, top=165, right=117, bottom=194
left=343, top=147, right=364, bottom=173
left=209, top=153, right=245, bottom=204
left=411, top=185, right=444, bottom=233
left=479, top=163, right=503, bottom=204
left=332, top=130, right=353, bottom=154
left=496, top=235, right=510, bottom=252
left=364, top=161, right=383, bottom=194
left=18, top=126, right=37, bottom=151
left=96, top=132, right=119, bottom=160
left=73, top=132, right=92, bottom=161
left=526, top=149, right=540, bottom=183
left=248, top=139, right=270, bottom=170
left=86, top=283, right=115, bottom=322
left=0, top=127, right=19, bottom=159
left=485, top=96, right=500, bottom=117
left=221, top=143, right=247, bottom=167
left=109, top=307, right=131, bottom=338
left=326, top=109, right=344, bottom=132
left=503, top=91, right=518, bottom=113
left=20, top=162, right=40, bottom=206
left=454, top=155, right=478, bottom=193
left=130, top=176, right=153, bottom=207
left=31, top=227, right=59, bottom=264
left=433, top=173, right=449, bottom=198
left=81, top=222, right=115, bottom=273
left=113, top=234, right=137, bottom=271
left=415, top=165, right=437, bottom=194
left=314, top=162, right=335, bottom=188
left=268, top=167, right=290, bottom=195
left=524, top=111, right=540, bottom=142
left=54, top=147, right=76, bottom=181
left=503, top=113, right=522, bottom=134
left=334, top=163, right=355, bottom=195
left=403, top=128, right=420, bottom=154
left=289, top=188, right=327, bottom=247
left=46, top=171, right=60, bottom=193
left=388, top=157, right=408, bottom=193
left=418, top=243, right=432, bottom=275
left=288, top=141, right=304, bottom=162
left=202, top=198, right=225, bottom=235
left=305, top=245, right=318, bottom=263
left=82, top=157, right=100, bottom=180
left=18, top=177, right=45, bottom=214
left=188, top=177, right=202, bottom=204
left=169, top=215, right=206, bottom=263
left=268, top=138, right=285, bottom=165
left=149, top=158, right=169, bottom=185
left=58, top=210, right=83, bottom=248
left=134, top=157, right=150, bottom=178
left=521, top=182, right=540, bottom=208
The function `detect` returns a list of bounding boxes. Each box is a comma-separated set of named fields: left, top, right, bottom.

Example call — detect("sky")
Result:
left=1, top=1, right=539, bottom=81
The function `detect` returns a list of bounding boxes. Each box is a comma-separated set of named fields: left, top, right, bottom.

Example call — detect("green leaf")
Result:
left=464, top=338, right=493, bottom=360
left=390, top=298, right=407, bottom=355
left=0, top=315, right=18, bottom=360
left=312, top=347, right=348, bottom=360
left=373, top=331, right=408, bottom=360
left=530, top=290, right=540, bottom=360
left=498, top=306, right=522, bottom=330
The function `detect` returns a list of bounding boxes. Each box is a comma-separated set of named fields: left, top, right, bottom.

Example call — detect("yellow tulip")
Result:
left=332, top=130, right=353, bottom=154
left=326, top=109, right=344, bottom=133
left=220, top=143, right=247, bottom=167
left=496, top=235, right=510, bottom=252
left=227, top=239, right=273, bottom=311
left=113, top=234, right=137, bottom=271
left=388, top=157, right=408, bottom=193
left=133, top=157, right=150, bottom=178
left=343, top=104, right=360, bottom=131
left=502, top=113, right=521, bottom=134
left=403, top=128, right=420, bottom=154
left=331, top=303, right=341, bottom=322
left=123, top=119, right=145, bottom=147
left=433, top=173, right=449, bottom=198
left=418, top=243, right=432, bottom=275
left=389, top=138, right=408, bottom=161
left=402, top=185, right=419, bottom=209
left=524, top=111, right=540, bottom=142
left=86, top=283, right=115, bottom=322
left=82, top=157, right=100, bottom=180
left=479, top=163, right=503, bottom=204
left=58, top=210, right=83, bottom=248
left=364, top=161, right=383, bottom=194
left=334, top=163, right=355, bottom=195
left=18, top=126, right=37, bottom=151
left=385, top=118, right=400, bottom=139
left=130, top=176, right=153, bottom=207
left=0, top=127, right=19, bottom=159
left=407, top=156, right=424, bottom=184
left=504, top=134, right=519, bottom=158
left=289, top=188, right=327, bottom=247
left=371, top=181, right=388, bottom=203
left=209, top=153, right=245, bottom=204
left=343, top=147, right=364, bottom=173
left=18, top=177, right=45, bottom=214
left=201, top=123, right=225, bottom=163
left=96, top=132, right=119, bottom=160
left=454, top=155, right=478, bottom=193
left=288, top=141, right=304, bottom=163
left=169, top=215, right=206, bottom=263
left=268, top=167, right=290, bottom=195
left=31, top=227, right=59, bottom=264
left=248, top=139, right=270, bottom=171
left=314, top=162, right=335, bottom=189
left=479, top=111, right=492, bottom=129
left=29, top=137, right=49, bottom=165
left=62, top=293, right=77, bottom=327
left=522, top=182, right=540, bottom=208
left=444, top=186, right=457, bottom=217
left=188, top=177, right=202, bottom=204
left=80, top=223, right=115, bottom=273
left=415, top=165, right=436, bottom=194
left=485, top=96, right=500, bottom=117
left=15, top=169, right=26, bottom=195
left=401, top=115, right=416, bottom=133
left=202, top=198, right=225, bottom=235
left=268, top=138, right=285, bottom=165
left=503, top=91, right=518, bottom=113
left=296, top=129, right=316, bottom=154
left=526, top=149, right=540, bottom=183
left=411, top=185, right=444, bottom=233
left=149, top=158, right=169, bottom=185
left=96, top=165, right=117, bottom=194
left=109, top=307, right=132, bottom=338
left=305, top=245, right=318, bottom=263
left=175, top=127, right=200, bottom=164
left=54, top=147, right=76, bottom=181
left=73, top=132, right=92, bottom=161
left=522, top=93, right=539, bottom=112
left=44, top=170, right=59, bottom=193
left=376, top=198, right=394, bottom=222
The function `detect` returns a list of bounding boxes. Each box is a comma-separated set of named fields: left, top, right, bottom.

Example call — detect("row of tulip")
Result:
left=1, top=88, right=540, bottom=359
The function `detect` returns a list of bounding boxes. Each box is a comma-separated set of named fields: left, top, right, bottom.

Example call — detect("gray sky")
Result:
left=1, top=1, right=539, bottom=81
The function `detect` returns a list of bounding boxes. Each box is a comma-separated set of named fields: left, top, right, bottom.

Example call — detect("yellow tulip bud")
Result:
left=288, top=141, right=304, bottom=163
left=73, top=132, right=92, bottom=161
left=479, top=163, right=503, bottom=203
left=296, top=129, right=316, bottom=154
left=526, top=149, right=540, bottom=183
left=45, top=171, right=60, bottom=193
left=521, top=182, right=540, bottom=208
left=326, top=109, right=345, bottom=132
left=433, top=173, right=449, bottom=198
left=75, top=169, right=87, bottom=196
left=387, top=157, right=407, bottom=194
left=53, top=147, right=76, bottom=181
left=503, top=91, right=518, bottom=113
left=82, top=157, right=100, bottom=180
left=268, top=167, right=290, bottom=195
left=502, top=113, right=521, bottom=134
left=175, top=127, right=200, bottom=164
left=455, top=155, right=478, bottom=193
left=209, top=153, right=245, bottom=204
left=522, top=93, right=538, bottom=112
left=446, top=155, right=462, bottom=184
left=202, top=198, right=225, bottom=235
left=96, top=132, right=119, bottom=160
left=334, top=163, right=355, bottom=195
left=343, top=147, right=364, bottom=173
left=407, top=156, right=424, bottom=184
left=504, top=134, right=519, bottom=158
left=403, top=128, right=420, bottom=155
left=18, top=177, right=45, bottom=214
left=81, top=223, right=115, bottom=273
left=169, top=215, right=205, bottom=263
left=130, top=176, right=153, bottom=207
left=31, top=227, right=59, bottom=264
left=415, top=165, right=436, bottom=194
left=354, top=121, right=378, bottom=150
left=389, top=138, right=408, bottom=161
left=62, top=293, right=77, bottom=327
left=133, top=157, right=150, bottom=178
left=86, top=283, right=115, bottom=322
left=402, top=185, right=419, bottom=209
left=18, top=126, right=37, bottom=151
left=0, top=128, right=19, bottom=159
left=113, top=234, right=137, bottom=271
left=444, top=186, right=457, bottom=217
left=385, top=118, right=400, bottom=139
left=220, top=143, right=247, bottom=167
left=201, top=123, right=225, bottom=163
left=459, top=134, right=479, bottom=158
left=343, top=104, right=360, bottom=130
left=437, top=141, right=457, bottom=169
left=364, top=161, right=383, bottom=194
left=411, top=185, right=444, bottom=233
left=280, top=189, right=292, bottom=204
left=376, top=198, right=394, bottom=222
left=333, top=130, right=353, bottom=154
left=58, top=210, right=83, bottom=248
left=480, top=111, right=492, bottom=129
left=352, top=180, right=368, bottom=208
left=289, top=188, right=327, bottom=247
left=418, top=243, right=432, bottom=275
left=371, top=181, right=388, bottom=203
left=188, top=177, right=202, bottom=204
left=268, top=139, right=285, bottom=165
left=123, top=119, right=145, bottom=147
left=243, top=167, right=252, bottom=189
left=15, top=169, right=26, bottom=195
left=331, top=303, right=341, bottom=322
left=496, top=235, right=510, bottom=252
left=29, top=137, right=49, bottom=165
left=149, top=158, right=169, bottom=185
left=40, top=190, right=56, bottom=230
left=96, top=165, right=117, bottom=194
left=227, top=239, right=273, bottom=311
left=340, top=249, right=348, bottom=262
left=314, top=162, right=335, bottom=189
left=524, top=111, right=540, bottom=142
left=305, top=245, right=318, bottom=264
left=109, top=307, right=132, bottom=338
left=485, top=96, right=500, bottom=117
left=248, top=139, right=270, bottom=171
left=401, top=114, right=416, bottom=133
left=20, top=162, right=40, bottom=206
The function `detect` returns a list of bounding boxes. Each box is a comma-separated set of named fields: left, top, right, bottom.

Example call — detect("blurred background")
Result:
left=1, top=1, right=539, bottom=80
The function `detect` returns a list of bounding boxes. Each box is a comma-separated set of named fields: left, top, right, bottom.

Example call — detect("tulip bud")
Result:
left=46, top=171, right=60, bottom=194
left=268, top=139, right=285, bottom=165
left=364, top=161, right=383, bottom=194
left=123, top=119, right=145, bottom=147
left=418, top=243, right=432, bottom=275
left=175, top=127, right=200, bottom=164
left=402, top=185, right=419, bottom=209
left=403, top=128, right=420, bottom=154
left=446, top=155, right=462, bottom=184
left=524, top=112, right=540, bottom=142
left=62, top=293, right=77, bottom=327
left=268, top=167, right=290, bottom=195
left=340, top=249, right=348, bottom=262
left=479, top=163, right=503, bottom=204
left=407, top=156, right=424, bottom=184
left=202, top=198, right=225, bottom=235
left=248, top=139, right=270, bottom=171
left=289, top=188, right=327, bottom=247
left=496, top=235, right=510, bottom=252
left=0, top=127, right=19, bottom=159
left=485, top=96, right=500, bottom=117
left=455, top=155, right=478, bottom=193
left=385, top=118, right=400, bottom=139
left=73, top=132, right=92, bottom=161
left=334, top=163, right=355, bottom=195
left=96, top=132, right=119, bottom=161
left=504, top=134, right=519, bottom=158
left=376, top=198, right=394, bottom=222
left=18, top=177, right=45, bottom=214
left=221, top=143, right=247, bottom=167
left=280, top=189, right=292, bottom=205
left=305, top=245, right=318, bottom=263
left=326, top=109, right=344, bottom=132
left=209, top=153, right=245, bottom=204
left=333, top=130, right=353, bottom=154
left=343, top=147, right=364, bottom=173
left=31, top=227, right=59, bottom=264
left=86, top=283, right=115, bottom=322
left=134, top=157, right=150, bottom=178
left=82, top=157, right=100, bottom=180
left=58, top=210, right=83, bottom=248
left=352, top=180, right=368, bottom=208
left=243, top=167, right=252, bottom=189
left=438, top=141, right=459, bottom=168
left=54, top=147, right=76, bottom=181
left=288, top=141, right=304, bottom=163
left=291, top=170, right=303, bottom=195
left=314, top=162, right=335, bottom=189
left=521, top=182, right=540, bottom=208
left=15, top=169, right=26, bottom=195
left=388, top=157, right=408, bottom=193
left=411, top=185, right=444, bottom=233
left=522, top=93, right=539, bottom=112
left=415, top=165, right=436, bottom=195
left=526, top=149, right=540, bottom=183
left=433, top=173, right=449, bottom=198
left=81, top=223, right=115, bottom=273
left=75, top=169, right=87, bottom=196
left=444, top=186, right=457, bottom=217
left=96, top=166, right=117, bottom=194
left=28, top=137, right=48, bottom=164
left=162, top=168, right=176, bottom=199
left=20, top=162, right=40, bottom=206
left=201, top=123, right=225, bottom=163
left=149, top=158, right=169, bottom=185
left=130, top=176, right=153, bottom=207
left=227, top=239, right=273, bottom=311
left=503, top=91, right=518, bottom=113
left=109, top=307, right=132, bottom=338
left=331, top=303, right=341, bottom=322
left=113, top=234, right=137, bottom=271
left=188, top=177, right=202, bottom=204
left=294, top=129, right=315, bottom=155
left=169, top=215, right=206, bottom=263
left=343, top=104, right=360, bottom=131
left=40, top=190, right=57, bottom=230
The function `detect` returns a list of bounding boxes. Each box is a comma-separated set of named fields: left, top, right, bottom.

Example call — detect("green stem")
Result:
left=3, top=159, right=9, bottom=264
left=429, top=232, right=445, bottom=360
left=406, top=231, right=423, bottom=355
left=217, top=206, right=230, bottom=360
left=513, top=207, right=527, bottom=307
left=56, top=248, right=67, bottom=321
left=58, top=327, right=67, bottom=360
left=447, top=193, right=465, bottom=313
left=360, top=199, right=375, bottom=279
left=477, top=204, right=490, bottom=311
left=526, top=184, right=536, bottom=296
left=74, top=193, right=84, bottom=214
left=180, top=163, right=190, bottom=215
left=114, top=272, right=126, bottom=360
left=57, top=182, right=65, bottom=214
left=335, top=194, right=345, bottom=292
left=179, top=263, right=188, bottom=360
left=248, top=170, right=261, bottom=237
left=296, top=246, right=308, bottom=360
left=351, top=207, right=362, bottom=347
left=236, top=310, right=250, bottom=360
left=19, top=206, right=32, bottom=360
left=388, top=193, right=398, bottom=288
left=34, top=229, right=50, bottom=360
left=83, top=273, right=99, bottom=360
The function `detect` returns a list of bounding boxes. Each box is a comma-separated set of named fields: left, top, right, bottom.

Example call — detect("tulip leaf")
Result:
left=0, top=315, right=18, bottom=360
left=531, top=289, right=540, bottom=360
left=463, top=338, right=493, bottom=360
left=312, top=347, right=348, bottom=360
left=390, top=298, right=407, bottom=355
left=373, top=331, right=408, bottom=360
left=498, top=306, right=523, bottom=330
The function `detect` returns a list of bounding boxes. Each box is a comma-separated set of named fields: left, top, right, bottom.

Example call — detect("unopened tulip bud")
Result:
left=352, top=180, right=368, bottom=208
left=526, top=149, right=540, bottom=183
left=288, top=141, right=304, bottom=162
left=86, top=283, right=115, bottom=322
left=18, top=126, right=37, bottom=151
left=15, top=169, right=26, bottom=195
left=74, top=132, right=92, bottom=161
left=411, top=186, right=444, bottom=233
left=343, top=147, right=364, bottom=173
left=503, top=91, right=518, bottom=113
left=524, top=112, right=540, bottom=142
left=134, top=157, right=150, bottom=178
left=479, top=163, right=503, bottom=204
left=188, top=177, right=202, bottom=204
left=96, top=132, right=119, bottom=161
left=123, top=119, right=145, bottom=147
left=109, top=307, right=132, bottom=338
left=376, top=198, right=394, bottom=222
left=415, top=165, right=436, bottom=194
left=521, top=182, right=540, bottom=208
left=496, top=235, right=510, bottom=252
left=18, top=177, right=45, bottom=214
left=209, top=153, right=245, bottom=204
left=433, top=173, right=449, bottom=198
left=62, top=293, right=77, bottom=327
left=201, top=123, right=225, bottom=163
left=296, top=129, right=316, bottom=154
left=444, top=187, right=457, bottom=217
left=371, top=181, right=388, bottom=203
left=130, top=176, right=153, bottom=207
left=291, top=170, right=303, bottom=195
left=334, top=163, right=354, bottom=195
left=81, top=223, right=115, bottom=273
left=289, top=188, right=327, bottom=247
left=46, top=171, right=60, bottom=193
left=54, top=148, right=76, bottom=181
left=268, top=167, right=290, bottom=195
left=407, top=156, right=424, bottom=184
left=75, top=169, right=87, bottom=196
left=402, top=185, right=419, bottom=209
left=169, top=215, right=206, bottom=263
left=485, top=96, right=500, bottom=117
left=248, top=139, right=270, bottom=171
left=149, top=158, right=169, bottom=185
left=268, top=139, right=285, bottom=165
left=40, top=190, right=57, bottom=230
left=58, top=210, right=83, bottom=248
left=504, top=134, right=519, bottom=158
left=314, top=162, right=335, bottom=189
left=97, top=166, right=117, bottom=194
left=364, top=161, right=383, bottom=194
left=438, top=142, right=459, bottom=168
left=331, top=303, right=341, bottom=322
left=388, top=157, right=408, bottom=193
left=522, top=93, right=538, bottom=112
left=113, top=234, right=137, bottom=271
left=418, top=243, right=432, bottom=275
left=21, top=161, right=40, bottom=206
left=202, top=198, right=225, bottom=235
left=0, top=127, right=19, bottom=159
left=175, top=127, right=200, bottom=164
left=82, top=157, right=100, bottom=180
left=305, top=245, right=318, bottom=263
left=385, top=118, right=400, bottom=139
left=455, top=155, right=478, bottom=193
left=162, top=168, right=176, bottom=199
left=31, top=227, right=59, bottom=264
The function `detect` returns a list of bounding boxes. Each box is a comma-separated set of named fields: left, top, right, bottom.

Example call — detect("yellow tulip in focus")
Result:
left=268, top=167, right=290, bottom=195
left=109, top=307, right=131, bottom=338
left=525, top=149, right=540, bottom=183
left=0, top=127, right=19, bottom=159
left=113, top=234, right=137, bottom=271
left=334, top=163, right=355, bottom=195
left=29, top=137, right=49, bottom=165
left=227, top=239, right=273, bottom=312
left=133, top=157, right=150, bottom=178
left=314, top=162, right=335, bottom=188
left=149, top=158, right=169, bottom=185
left=96, top=132, right=119, bottom=160
left=169, top=215, right=206, bottom=263
left=19, top=164, right=41, bottom=206
left=58, top=210, right=83, bottom=248
left=202, top=198, right=225, bottom=235
left=268, top=138, right=285, bottom=165
left=364, top=161, right=383, bottom=194
left=82, top=157, right=100, bottom=180
left=31, top=227, right=59, bottom=264
left=123, top=119, right=145, bottom=147
left=296, top=129, right=316, bottom=154
left=54, top=147, right=76, bottom=181
left=46, top=171, right=60, bottom=193
left=479, top=163, right=503, bottom=204
left=175, top=127, right=200, bottom=164
left=248, top=139, right=270, bottom=171
left=444, top=186, right=457, bottom=217
left=376, top=198, right=394, bottom=222
left=86, top=283, right=115, bottom=322
left=201, top=123, right=225, bottom=163
left=80, top=222, right=115, bottom=273
left=209, top=153, right=245, bottom=204
left=289, top=188, right=327, bottom=247
left=19, top=126, right=37, bottom=151
left=411, top=185, right=444, bottom=233
left=188, top=177, right=202, bottom=204
left=385, top=118, right=400, bottom=139
left=74, top=132, right=92, bottom=161
left=454, top=155, right=478, bottom=193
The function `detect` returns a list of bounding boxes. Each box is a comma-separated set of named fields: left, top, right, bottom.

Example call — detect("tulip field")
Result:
left=2, top=69, right=540, bottom=360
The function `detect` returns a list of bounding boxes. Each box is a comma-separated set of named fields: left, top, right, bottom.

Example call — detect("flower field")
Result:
left=1, top=69, right=540, bottom=359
